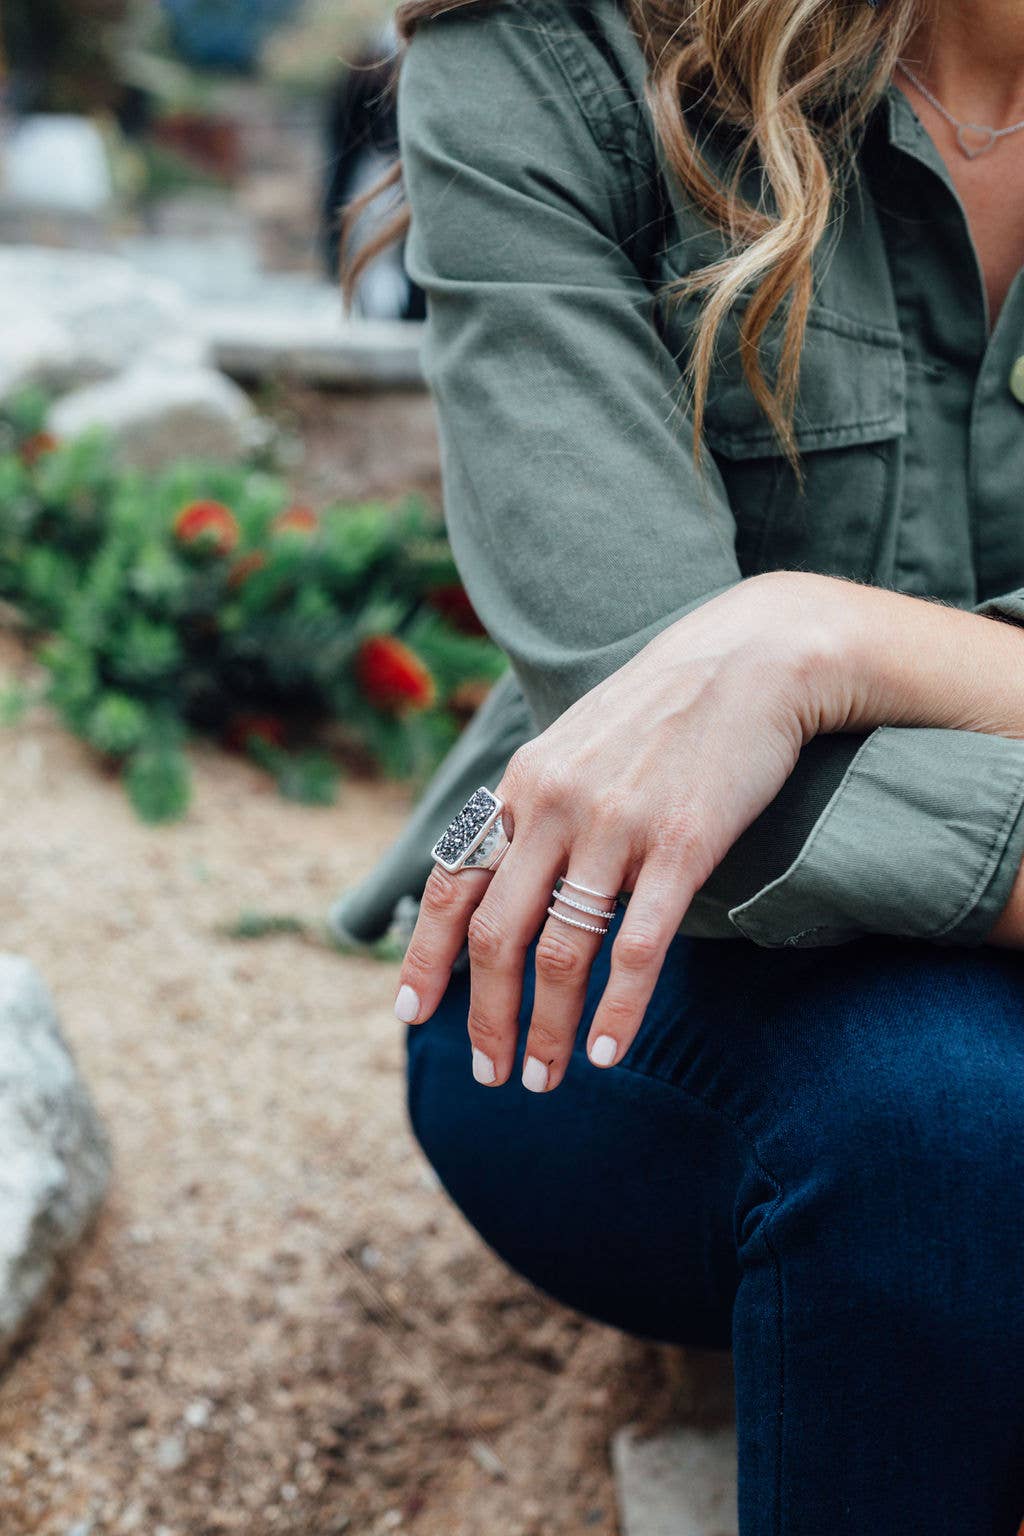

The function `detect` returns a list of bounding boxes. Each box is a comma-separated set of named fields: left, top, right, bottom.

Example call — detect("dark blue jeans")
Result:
left=406, top=912, right=1024, bottom=1536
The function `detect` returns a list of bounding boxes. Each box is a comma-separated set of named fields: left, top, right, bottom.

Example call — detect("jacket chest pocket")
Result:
left=674, top=301, right=907, bottom=581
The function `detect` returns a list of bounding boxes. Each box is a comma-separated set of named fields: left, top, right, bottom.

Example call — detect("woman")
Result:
left=342, top=2, right=1024, bottom=1530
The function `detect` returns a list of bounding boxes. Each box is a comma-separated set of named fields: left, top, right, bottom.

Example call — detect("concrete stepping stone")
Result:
left=612, top=1423, right=738, bottom=1536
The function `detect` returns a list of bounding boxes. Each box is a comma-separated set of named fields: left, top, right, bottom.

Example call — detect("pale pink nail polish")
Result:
left=589, top=1034, right=618, bottom=1067
left=522, top=1055, right=548, bottom=1093
left=472, top=1047, right=496, bottom=1085
left=394, top=984, right=420, bottom=1024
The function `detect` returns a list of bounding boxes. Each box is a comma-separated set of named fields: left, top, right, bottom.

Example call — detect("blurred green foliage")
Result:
left=0, top=389, right=505, bottom=822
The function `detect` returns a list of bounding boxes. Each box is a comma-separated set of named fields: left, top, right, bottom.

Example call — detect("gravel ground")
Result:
left=0, top=635, right=711, bottom=1536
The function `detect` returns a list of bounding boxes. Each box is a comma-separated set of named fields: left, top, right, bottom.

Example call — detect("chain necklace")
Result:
left=896, top=60, right=1024, bottom=159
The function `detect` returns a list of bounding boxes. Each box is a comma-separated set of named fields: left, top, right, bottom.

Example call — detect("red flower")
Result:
left=224, top=713, right=288, bottom=753
left=227, top=551, right=267, bottom=589
left=173, top=500, right=240, bottom=556
left=426, top=582, right=488, bottom=636
left=273, top=504, right=318, bottom=536
left=19, top=431, right=59, bottom=467
left=355, top=634, right=436, bottom=713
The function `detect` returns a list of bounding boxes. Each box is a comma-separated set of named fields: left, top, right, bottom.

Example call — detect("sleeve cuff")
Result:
left=727, top=725, right=1024, bottom=948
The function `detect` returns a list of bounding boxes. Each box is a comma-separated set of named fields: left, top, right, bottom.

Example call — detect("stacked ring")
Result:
left=547, top=876, right=617, bottom=937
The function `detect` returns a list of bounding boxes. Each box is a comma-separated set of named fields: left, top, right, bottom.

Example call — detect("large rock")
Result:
left=49, top=361, right=260, bottom=470
left=0, top=309, right=73, bottom=404
left=2, top=116, right=114, bottom=213
left=205, top=306, right=426, bottom=388
left=0, top=956, right=110, bottom=1359
left=0, top=247, right=207, bottom=391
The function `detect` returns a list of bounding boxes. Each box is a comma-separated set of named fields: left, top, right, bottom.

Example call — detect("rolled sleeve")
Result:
left=726, top=726, right=1024, bottom=947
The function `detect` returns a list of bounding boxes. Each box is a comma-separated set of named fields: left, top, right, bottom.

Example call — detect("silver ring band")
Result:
left=546, top=905, right=611, bottom=937
left=559, top=875, right=617, bottom=903
left=551, top=888, right=617, bottom=919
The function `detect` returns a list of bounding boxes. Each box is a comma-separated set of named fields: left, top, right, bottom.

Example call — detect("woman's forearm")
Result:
left=760, top=570, right=1024, bottom=743
left=763, top=570, right=1024, bottom=945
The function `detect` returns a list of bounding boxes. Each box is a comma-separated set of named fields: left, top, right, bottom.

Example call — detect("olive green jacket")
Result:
left=331, top=0, right=1024, bottom=951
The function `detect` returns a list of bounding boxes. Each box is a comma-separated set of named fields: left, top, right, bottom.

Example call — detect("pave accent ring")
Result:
left=560, top=875, right=617, bottom=902
left=431, top=786, right=511, bottom=873
left=546, top=905, right=611, bottom=937
left=552, top=887, right=616, bottom=920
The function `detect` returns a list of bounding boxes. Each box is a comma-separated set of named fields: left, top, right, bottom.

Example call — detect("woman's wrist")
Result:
left=753, top=570, right=1024, bottom=742
left=738, top=570, right=872, bottom=741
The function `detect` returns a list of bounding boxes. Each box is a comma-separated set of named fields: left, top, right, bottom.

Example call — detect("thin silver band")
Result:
left=546, top=905, right=610, bottom=937
left=559, top=875, right=617, bottom=903
left=551, top=888, right=617, bottom=919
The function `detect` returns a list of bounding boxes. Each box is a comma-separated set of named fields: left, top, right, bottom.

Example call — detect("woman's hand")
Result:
left=392, top=568, right=1024, bottom=1071
left=393, top=570, right=851, bottom=1091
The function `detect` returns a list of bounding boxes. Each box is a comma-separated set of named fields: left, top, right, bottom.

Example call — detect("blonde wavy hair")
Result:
left=343, top=0, right=922, bottom=465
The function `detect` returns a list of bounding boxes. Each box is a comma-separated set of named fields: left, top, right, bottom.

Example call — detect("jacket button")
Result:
left=1011, top=355, right=1024, bottom=405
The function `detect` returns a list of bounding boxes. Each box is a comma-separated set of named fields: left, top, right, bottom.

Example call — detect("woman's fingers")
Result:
left=464, top=832, right=566, bottom=1087
left=393, top=863, right=492, bottom=1025
left=584, top=858, right=696, bottom=1070
left=522, top=861, right=623, bottom=1094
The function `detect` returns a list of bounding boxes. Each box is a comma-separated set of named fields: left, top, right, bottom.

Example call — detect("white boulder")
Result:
left=2, top=116, right=113, bottom=213
left=49, top=361, right=260, bottom=470
left=0, top=956, right=110, bottom=1360
left=0, top=247, right=207, bottom=390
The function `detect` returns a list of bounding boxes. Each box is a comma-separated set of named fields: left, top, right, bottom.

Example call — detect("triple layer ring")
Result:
left=547, top=876, right=617, bottom=937
left=429, top=790, right=619, bottom=943
left=431, top=786, right=511, bottom=873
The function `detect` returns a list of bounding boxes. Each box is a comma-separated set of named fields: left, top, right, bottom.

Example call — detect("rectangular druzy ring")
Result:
left=431, top=786, right=507, bottom=872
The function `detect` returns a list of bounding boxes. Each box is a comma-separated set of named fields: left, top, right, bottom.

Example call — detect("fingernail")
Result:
left=522, top=1055, right=548, bottom=1093
left=394, top=984, right=420, bottom=1024
left=472, top=1047, right=496, bottom=1085
left=589, top=1034, right=618, bottom=1067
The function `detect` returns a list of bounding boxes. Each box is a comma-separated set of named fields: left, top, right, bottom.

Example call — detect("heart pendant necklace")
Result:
left=897, top=61, right=1024, bottom=158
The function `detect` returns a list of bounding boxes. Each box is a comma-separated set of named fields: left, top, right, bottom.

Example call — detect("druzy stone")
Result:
left=432, top=787, right=499, bottom=866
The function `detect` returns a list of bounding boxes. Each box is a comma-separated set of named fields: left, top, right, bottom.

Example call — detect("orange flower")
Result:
left=427, top=582, right=488, bottom=636
left=227, top=551, right=267, bottom=589
left=223, top=713, right=288, bottom=753
left=355, top=634, right=436, bottom=713
left=173, top=500, right=239, bottom=556
left=19, top=431, right=59, bottom=467
left=273, top=504, right=318, bottom=536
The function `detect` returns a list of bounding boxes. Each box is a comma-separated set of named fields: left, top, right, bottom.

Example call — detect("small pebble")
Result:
left=469, top=1439, right=507, bottom=1480
left=155, top=1434, right=187, bottom=1471
left=184, top=1399, right=212, bottom=1429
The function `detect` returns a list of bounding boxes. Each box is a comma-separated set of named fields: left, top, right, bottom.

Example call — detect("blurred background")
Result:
left=0, top=6, right=729, bottom=1535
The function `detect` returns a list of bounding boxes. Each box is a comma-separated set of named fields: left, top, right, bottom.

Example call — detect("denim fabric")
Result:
left=407, top=915, right=1024, bottom=1535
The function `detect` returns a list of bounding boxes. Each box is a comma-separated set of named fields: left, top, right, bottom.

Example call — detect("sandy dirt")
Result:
left=0, top=633, right=726, bottom=1536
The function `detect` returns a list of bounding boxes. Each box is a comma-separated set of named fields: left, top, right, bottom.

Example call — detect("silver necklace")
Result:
left=896, top=59, right=1024, bottom=159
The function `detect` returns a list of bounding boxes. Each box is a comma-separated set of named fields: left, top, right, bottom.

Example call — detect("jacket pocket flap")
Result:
left=697, top=303, right=907, bottom=461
